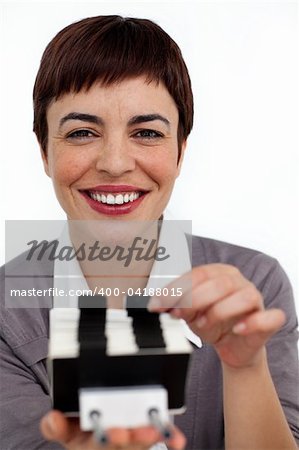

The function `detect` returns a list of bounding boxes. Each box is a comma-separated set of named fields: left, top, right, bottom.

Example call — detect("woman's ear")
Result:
left=176, top=140, right=187, bottom=177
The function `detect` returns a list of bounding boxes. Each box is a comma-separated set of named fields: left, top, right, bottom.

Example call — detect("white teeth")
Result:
left=115, top=194, right=124, bottom=205
left=106, top=194, right=115, bottom=205
left=89, top=191, right=141, bottom=205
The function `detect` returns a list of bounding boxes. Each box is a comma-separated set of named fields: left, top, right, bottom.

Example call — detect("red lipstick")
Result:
left=80, top=186, right=148, bottom=216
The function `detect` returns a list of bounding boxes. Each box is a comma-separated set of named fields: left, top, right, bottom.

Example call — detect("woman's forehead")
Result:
left=47, top=77, right=179, bottom=124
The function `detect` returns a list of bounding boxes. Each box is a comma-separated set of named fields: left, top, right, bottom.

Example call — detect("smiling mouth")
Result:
left=84, top=190, right=147, bottom=205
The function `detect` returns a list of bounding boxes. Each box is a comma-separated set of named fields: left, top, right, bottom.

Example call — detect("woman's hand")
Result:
left=40, top=410, right=186, bottom=450
left=148, top=264, right=286, bottom=369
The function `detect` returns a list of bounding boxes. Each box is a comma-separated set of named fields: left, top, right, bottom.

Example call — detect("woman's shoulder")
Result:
left=192, top=234, right=278, bottom=274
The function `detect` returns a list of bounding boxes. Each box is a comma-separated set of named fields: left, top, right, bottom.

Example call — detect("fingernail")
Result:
left=196, top=316, right=207, bottom=328
left=233, top=322, right=246, bottom=334
left=171, top=308, right=182, bottom=318
left=148, top=297, right=161, bottom=310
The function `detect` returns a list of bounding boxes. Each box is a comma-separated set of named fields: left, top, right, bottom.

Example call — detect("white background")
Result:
left=0, top=1, right=298, bottom=312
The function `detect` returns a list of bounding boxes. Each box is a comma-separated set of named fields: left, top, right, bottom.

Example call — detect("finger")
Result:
left=40, top=410, right=79, bottom=444
left=148, top=264, right=243, bottom=312
left=148, top=272, right=193, bottom=311
left=129, top=425, right=163, bottom=446
left=41, top=412, right=134, bottom=449
left=171, top=274, right=250, bottom=323
left=159, top=274, right=249, bottom=327
left=232, top=308, right=286, bottom=339
left=105, top=428, right=131, bottom=446
left=40, top=412, right=186, bottom=449
left=165, top=426, right=187, bottom=450
left=131, top=425, right=186, bottom=450
left=191, top=283, right=263, bottom=330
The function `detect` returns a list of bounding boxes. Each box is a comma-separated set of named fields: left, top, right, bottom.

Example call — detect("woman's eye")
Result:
left=66, top=129, right=97, bottom=140
left=134, top=129, right=164, bottom=139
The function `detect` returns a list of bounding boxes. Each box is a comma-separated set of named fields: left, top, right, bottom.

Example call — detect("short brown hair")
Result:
left=33, top=15, right=194, bottom=153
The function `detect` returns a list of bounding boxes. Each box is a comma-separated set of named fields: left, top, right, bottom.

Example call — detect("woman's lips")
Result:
left=80, top=189, right=148, bottom=216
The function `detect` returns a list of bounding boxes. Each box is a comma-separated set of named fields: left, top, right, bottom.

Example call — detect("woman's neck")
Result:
left=68, top=220, right=161, bottom=307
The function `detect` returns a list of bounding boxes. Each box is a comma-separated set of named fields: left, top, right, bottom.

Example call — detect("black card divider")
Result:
left=127, top=296, right=166, bottom=349
left=78, top=295, right=107, bottom=385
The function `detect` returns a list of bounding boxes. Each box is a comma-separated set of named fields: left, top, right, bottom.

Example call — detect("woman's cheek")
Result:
left=140, top=150, right=178, bottom=182
left=50, top=149, right=93, bottom=187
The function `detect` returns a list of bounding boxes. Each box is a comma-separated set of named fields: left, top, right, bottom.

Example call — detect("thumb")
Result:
left=40, top=410, right=75, bottom=443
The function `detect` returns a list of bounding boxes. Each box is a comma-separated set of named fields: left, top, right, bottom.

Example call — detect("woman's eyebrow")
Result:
left=128, top=114, right=170, bottom=129
left=59, top=112, right=103, bottom=128
left=58, top=112, right=170, bottom=130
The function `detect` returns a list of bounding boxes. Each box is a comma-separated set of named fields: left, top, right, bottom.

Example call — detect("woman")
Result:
left=0, top=15, right=298, bottom=450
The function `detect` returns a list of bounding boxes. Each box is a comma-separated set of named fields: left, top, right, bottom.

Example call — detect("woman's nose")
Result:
left=95, top=137, right=136, bottom=176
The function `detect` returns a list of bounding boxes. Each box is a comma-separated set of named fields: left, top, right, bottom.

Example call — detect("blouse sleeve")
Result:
left=262, top=259, right=299, bottom=444
left=0, top=336, right=63, bottom=450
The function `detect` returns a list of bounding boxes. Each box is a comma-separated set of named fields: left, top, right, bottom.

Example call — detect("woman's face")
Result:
left=43, top=76, right=185, bottom=221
